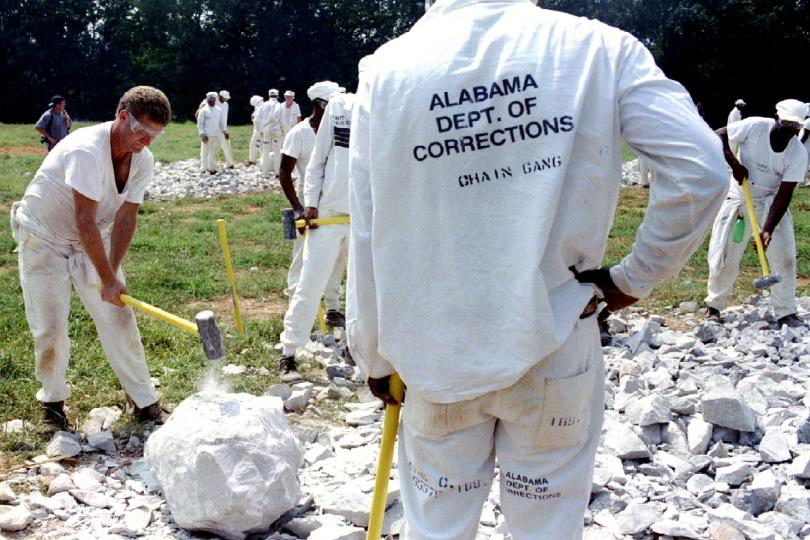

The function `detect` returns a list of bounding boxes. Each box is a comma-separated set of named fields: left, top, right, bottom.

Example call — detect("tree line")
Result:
left=1, top=0, right=807, bottom=128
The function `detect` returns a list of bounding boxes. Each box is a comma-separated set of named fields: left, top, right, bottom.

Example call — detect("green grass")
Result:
left=1, top=122, right=808, bottom=460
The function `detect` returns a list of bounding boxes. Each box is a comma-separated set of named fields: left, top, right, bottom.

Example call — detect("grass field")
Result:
left=1, top=121, right=809, bottom=458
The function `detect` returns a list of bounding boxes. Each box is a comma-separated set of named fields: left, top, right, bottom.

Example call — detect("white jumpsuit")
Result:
left=705, top=117, right=808, bottom=319
left=249, top=100, right=264, bottom=163
left=348, top=1, right=728, bottom=538
left=280, top=118, right=346, bottom=309
left=259, top=100, right=282, bottom=175
left=280, top=94, right=354, bottom=356
left=197, top=104, right=226, bottom=172
left=217, top=100, right=235, bottom=167
left=11, top=122, right=159, bottom=408
left=728, top=106, right=742, bottom=126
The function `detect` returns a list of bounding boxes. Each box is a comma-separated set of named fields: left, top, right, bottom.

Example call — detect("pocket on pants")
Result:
left=404, top=392, right=489, bottom=440
left=535, top=366, right=594, bottom=450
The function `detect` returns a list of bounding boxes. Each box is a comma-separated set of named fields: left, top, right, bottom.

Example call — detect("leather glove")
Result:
left=570, top=266, right=638, bottom=312
left=367, top=375, right=405, bottom=406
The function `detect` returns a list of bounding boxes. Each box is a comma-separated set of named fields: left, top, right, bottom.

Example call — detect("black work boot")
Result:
left=133, top=401, right=169, bottom=424
left=278, top=355, right=302, bottom=382
left=325, top=310, right=346, bottom=328
left=706, top=306, right=722, bottom=323
left=777, top=313, right=804, bottom=328
left=41, top=401, right=70, bottom=433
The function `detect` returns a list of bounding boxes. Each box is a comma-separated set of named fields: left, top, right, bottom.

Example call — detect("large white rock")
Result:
left=0, top=504, right=32, bottom=532
left=145, top=391, right=301, bottom=540
left=701, top=384, right=757, bottom=432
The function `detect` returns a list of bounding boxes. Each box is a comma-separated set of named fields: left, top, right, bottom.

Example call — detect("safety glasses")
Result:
left=127, top=109, right=165, bottom=141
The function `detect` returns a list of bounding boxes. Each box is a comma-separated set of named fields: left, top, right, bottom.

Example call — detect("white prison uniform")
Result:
left=280, top=102, right=302, bottom=137
left=706, top=117, right=808, bottom=318
left=281, top=119, right=346, bottom=309
left=727, top=106, right=742, bottom=126
left=259, top=100, right=282, bottom=175
left=217, top=101, right=234, bottom=166
left=12, top=122, right=158, bottom=408
left=249, top=101, right=264, bottom=162
left=197, top=104, right=226, bottom=172
left=638, top=158, right=654, bottom=186
left=281, top=95, right=355, bottom=355
left=348, top=0, right=727, bottom=537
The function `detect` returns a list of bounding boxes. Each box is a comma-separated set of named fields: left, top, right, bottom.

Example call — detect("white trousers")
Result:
left=638, top=159, right=654, bottom=186
left=218, top=135, right=234, bottom=166
left=15, top=225, right=158, bottom=408
left=200, top=134, right=223, bottom=172
left=281, top=223, right=349, bottom=355
left=398, top=317, right=604, bottom=540
left=285, top=233, right=346, bottom=311
left=261, top=127, right=282, bottom=175
left=249, top=127, right=263, bottom=162
left=705, top=195, right=797, bottom=318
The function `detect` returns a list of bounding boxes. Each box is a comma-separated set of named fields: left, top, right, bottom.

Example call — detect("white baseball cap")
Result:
left=249, top=95, right=263, bottom=107
left=735, top=99, right=746, bottom=106
left=307, top=81, right=339, bottom=102
left=219, top=90, right=230, bottom=99
left=284, top=90, right=295, bottom=97
left=268, top=89, right=279, bottom=97
left=206, top=91, right=218, bottom=99
left=775, top=99, right=808, bottom=123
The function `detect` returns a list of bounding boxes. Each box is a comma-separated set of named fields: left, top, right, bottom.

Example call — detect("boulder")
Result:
left=145, top=391, right=301, bottom=540
left=701, top=384, right=757, bottom=432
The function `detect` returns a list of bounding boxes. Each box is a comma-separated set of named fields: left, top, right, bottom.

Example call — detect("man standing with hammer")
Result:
left=705, top=99, right=808, bottom=327
left=279, top=84, right=353, bottom=376
left=11, top=86, right=171, bottom=432
left=348, top=1, right=728, bottom=537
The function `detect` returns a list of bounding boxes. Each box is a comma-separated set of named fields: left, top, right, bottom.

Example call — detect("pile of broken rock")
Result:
left=4, top=296, right=810, bottom=539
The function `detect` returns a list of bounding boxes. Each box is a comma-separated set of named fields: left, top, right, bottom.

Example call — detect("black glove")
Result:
left=367, top=375, right=405, bottom=406
left=570, top=266, right=638, bottom=312
left=200, top=134, right=209, bottom=143
left=224, top=132, right=230, bottom=140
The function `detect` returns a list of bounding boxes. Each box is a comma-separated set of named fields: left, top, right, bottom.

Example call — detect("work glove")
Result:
left=200, top=134, right=209, bottom=143
left=570, top=266, right=638, bottom=313
left=224, top=132, right=230, bottom=140
left=367, top=375, right=405, bottom=406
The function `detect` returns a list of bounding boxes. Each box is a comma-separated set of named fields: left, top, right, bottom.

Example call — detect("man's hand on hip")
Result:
left=571, top=266, right=638, bottom=312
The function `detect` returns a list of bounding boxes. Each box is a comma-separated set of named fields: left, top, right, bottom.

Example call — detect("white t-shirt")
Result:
left=347, top=0, right=728, bottom=401
left=281, top=102, right=301, bottom=132
left=304, top=94, right=354, bottom=216
left=281, top=119, right=316, bottom=198
left=727, top=117, right=808, bottom=199
left=16, top=122, right=154, bottom=245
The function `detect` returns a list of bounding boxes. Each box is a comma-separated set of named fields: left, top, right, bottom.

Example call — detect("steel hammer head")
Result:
left=281, top=208, right=297, bottom=240
left=195, top=310, right=224, bottom=361
left=754, top=274, right=781, bottom=290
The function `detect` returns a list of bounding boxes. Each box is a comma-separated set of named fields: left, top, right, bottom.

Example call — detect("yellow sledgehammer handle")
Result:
left=294, top=215, right=351, bottom=229
left=741, top=178, right=771, bottom=278
left=218, top=219, right=244, bottom=335
left=367, top=373, right=405, bottom=540
left=119, top=293, right=200, bottom=336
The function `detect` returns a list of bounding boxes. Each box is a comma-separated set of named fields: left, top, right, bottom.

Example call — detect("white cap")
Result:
left=219, top=90, right=230, bottom=100
left=268, top=88, right=279, bottom=97
left=337, top=86, right=346, bottom=94
left=735, top=99, right=746, bottom=106
left=249, top=95, right=264, bottom=107
left=206, top=91, right=218, bottom=99
left=307, top=81, right=339, bottom=102
left=775, top=99, right=808, bottom=123
left=284, top=90, right=295, bottom=97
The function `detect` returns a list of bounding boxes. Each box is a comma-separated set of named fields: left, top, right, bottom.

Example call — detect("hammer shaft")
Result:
left=295, top=215, right=351, bottom=228
left=119, top=293, right=200, bottom=336
left=742, top=179, right=771, bottom=277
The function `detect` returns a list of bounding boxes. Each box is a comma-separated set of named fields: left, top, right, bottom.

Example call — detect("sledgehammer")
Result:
left=281, top=208, right=350, bottom=240
left=100, top=287, right=225, bottom=361
left=742, top=178, right=782, bottom=290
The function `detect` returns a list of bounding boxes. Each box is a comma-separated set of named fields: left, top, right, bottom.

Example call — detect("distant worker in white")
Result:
left=248, top=95, right=264, bottom=165
left=348, top=1, right=728, bottom=538
left=11, top=86, right=172, bottom=431
left=217, top=90, right=235, bottom=169
left=727, top=98, right=746, bottom=126
left=280, top=90, right=302, bottom=143
left=197, top=91, right=226, bottom=175
left=279, top=85, right=354, bottom=376
left=278, top=81, right=346, bottom=315
left=705, top=99, right=808, bottom=328
left=259, top=88, right=283, bottom=176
